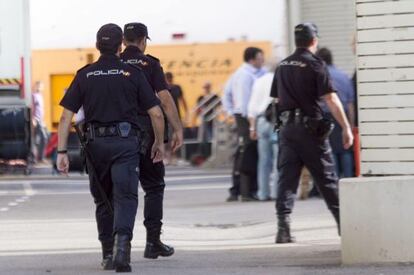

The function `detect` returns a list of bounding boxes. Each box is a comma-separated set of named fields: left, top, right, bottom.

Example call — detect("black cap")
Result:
left=124, top=22, right=151, bottom=41
left=96, top=23, right=123, bottom=49
left=294, top=22, right=319, bottom=40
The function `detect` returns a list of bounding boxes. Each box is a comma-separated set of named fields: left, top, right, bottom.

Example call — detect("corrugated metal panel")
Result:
left=300, top=0, right=356, bottom=76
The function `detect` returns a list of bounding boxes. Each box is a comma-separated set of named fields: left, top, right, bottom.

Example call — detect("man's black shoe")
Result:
left=275, top=228, right=296, bottom=243
left=275, top=215, right=295, bottom=244
left=241, top=195, right=259, bottom=202
left=226, top=195, right=238, bottom=202
left=101, top=254, right=114, bottom=270
left=101, top=241, right=114, bottom=270
left=113, top=234, right=131, bottom=273
left=144, top=240, right=175, bottom=259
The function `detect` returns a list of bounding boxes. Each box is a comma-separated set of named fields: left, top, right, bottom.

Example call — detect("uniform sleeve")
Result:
left=59, top=74, right=83, bottom=113
left=270, top=68, right=278, bottom=98
left=137, top=72, right=161, bottom=111
left=315, top=61, right=335, bottom=97
left=151, top=61, right=168, bottom=93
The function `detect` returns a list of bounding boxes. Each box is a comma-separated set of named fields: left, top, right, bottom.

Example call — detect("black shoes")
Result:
left=144, top=240, right=175, bottom=259
left=101, top=241, right=114, bottom=270
left=275, top=215, right=295, bottom=244
left=226, top=194, right=238, bottom=202
left=113, top=234, right=132, bottom=273
left=241, top=195, right=259, bottom=202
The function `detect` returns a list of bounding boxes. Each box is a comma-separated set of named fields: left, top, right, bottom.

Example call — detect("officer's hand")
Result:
left=57, top=153, right=69, bottom=176
left=151, top=142, right=165, bottom=163
left=170, top=130, right=183, bottom=153
left=342, top=127, right=354, bottom=150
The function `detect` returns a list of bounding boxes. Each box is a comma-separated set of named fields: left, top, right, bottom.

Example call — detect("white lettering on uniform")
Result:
left=125, top=59, right=147, bottom=66
left=86, top=69, right=127, bottom=78
left=280, top=61, right=307, bottom=68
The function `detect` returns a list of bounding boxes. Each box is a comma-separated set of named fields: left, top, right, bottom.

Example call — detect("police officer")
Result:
left=56, top=23, right=165, bottom=272
left=270, top=23, right=353, bottom=243
left=120, top=22, right=182, bottom=259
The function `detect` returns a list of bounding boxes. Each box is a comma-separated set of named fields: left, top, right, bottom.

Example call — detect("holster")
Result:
left=304, top=117, right=334, bottom=139
left=139, top=131, right=151, bottom=155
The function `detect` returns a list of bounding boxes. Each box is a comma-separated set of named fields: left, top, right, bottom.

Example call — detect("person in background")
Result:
left=222, top=47, right=266, bottom=202
left=165, top=72, right=188, bottom=123
left=165, top=72, right=188, bottom=165
left=317, top=47, right=355, bottom=178
left=32, top=81, right=47, bottom=163
left=248, top=70, right=278, bottom=201
left=196, top=81, right=220, bottom=142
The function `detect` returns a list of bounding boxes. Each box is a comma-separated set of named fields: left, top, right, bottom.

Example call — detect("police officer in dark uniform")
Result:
left=270, top=23, right=353, bottom=243
left=120, top=22, right=183, bottom=259
left=56, top=23, right=165, bottom=272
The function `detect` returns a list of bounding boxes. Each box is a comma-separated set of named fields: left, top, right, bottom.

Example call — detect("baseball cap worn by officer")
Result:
left=294, top=22, right=319, bottom=41
left=96, top=23, right=123, bottom=53
left=124, top=22, right=151, bottom=41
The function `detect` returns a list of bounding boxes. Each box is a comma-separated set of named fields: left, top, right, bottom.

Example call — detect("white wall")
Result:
left=356, top=0, right=414, bottom=175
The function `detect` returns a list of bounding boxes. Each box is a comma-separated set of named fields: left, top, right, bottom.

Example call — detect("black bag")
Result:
left=238, top=141, right=258, bottom=175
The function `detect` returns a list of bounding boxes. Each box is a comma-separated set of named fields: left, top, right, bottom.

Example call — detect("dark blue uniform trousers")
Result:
left=276, top=123, right=339, bottom=222
left=139, top=135, right=165, bottom=235
left=87, top=135, right=140, bottom=243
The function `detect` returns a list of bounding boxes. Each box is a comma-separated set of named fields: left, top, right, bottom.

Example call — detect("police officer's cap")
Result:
left=294, top=23, right=319, bottom=40
left=96, top=23, right=123, bottom=49
left=124, top=22, right=151, bottom=41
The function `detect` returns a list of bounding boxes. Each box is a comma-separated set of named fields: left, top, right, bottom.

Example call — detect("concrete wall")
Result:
left=340, top=176, right=414, bottom=264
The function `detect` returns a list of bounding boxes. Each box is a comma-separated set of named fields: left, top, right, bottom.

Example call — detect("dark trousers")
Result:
left=139, top=135, right=165, bottom=234
left=87, top=135, right=140, bottom=243
left=276, top=123, right=339, bottom=221
left=229, top=115, right=258, bottom=197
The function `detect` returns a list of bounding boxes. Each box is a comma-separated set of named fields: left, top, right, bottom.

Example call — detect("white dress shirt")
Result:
left=248, top=72, right=275, bottom=119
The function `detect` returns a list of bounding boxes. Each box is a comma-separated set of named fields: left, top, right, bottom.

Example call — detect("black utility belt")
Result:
left=279, top=109, right=334, bottom=139
left=279, top=109, right=307, bottom=124
left=86, top=122, right=139, bottom=138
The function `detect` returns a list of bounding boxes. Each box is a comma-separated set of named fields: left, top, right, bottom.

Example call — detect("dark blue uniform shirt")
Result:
left=120, top=46, right=168, bottom=94
left=60, top=54, right=160, bottom=128
left=120, top=46, right=169, bottom=134
left=270, top=48, right=335, bottom=119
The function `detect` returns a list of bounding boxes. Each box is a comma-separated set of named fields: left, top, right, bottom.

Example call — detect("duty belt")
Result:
left=279, top=108, right=308, bottom=125
left=86, top=122, right=138, bottom=140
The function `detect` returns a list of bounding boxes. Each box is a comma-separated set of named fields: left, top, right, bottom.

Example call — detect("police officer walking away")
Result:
left=270, top=23, right=353, bottom=243
left=120, top=22, right=182, bottom=259
left=56, top=23, right=165, bottom=272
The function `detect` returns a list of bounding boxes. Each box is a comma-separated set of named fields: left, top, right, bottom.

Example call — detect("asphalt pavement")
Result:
left=0, top=166, right=413, bottom=275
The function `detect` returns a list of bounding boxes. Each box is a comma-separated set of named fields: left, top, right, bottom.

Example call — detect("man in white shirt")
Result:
left=248, top=72, right=278, bottom=201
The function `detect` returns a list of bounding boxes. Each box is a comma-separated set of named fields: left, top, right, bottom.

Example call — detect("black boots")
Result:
left=275, top=215, right=295, bottom=244
left=144, top=229, right=174, bottom=259
left=101, top=241, right=114, bottom=270
left=144, top=240, right=175, bottom=259
left=113, top=234, right=132, bottom=273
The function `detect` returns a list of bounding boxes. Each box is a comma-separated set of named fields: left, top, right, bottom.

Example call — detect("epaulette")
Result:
left=146, top=54, right=160, bottom=62
left=126, top=63, right=143, bottom=71
left=77, top=63, right=91, bottom=73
